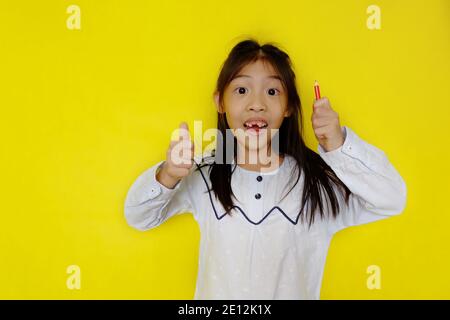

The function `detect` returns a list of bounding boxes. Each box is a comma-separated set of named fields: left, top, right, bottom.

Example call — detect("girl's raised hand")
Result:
left=156, top=122, right=194, bottom=189
left=312, top=97, right=345, bottom=152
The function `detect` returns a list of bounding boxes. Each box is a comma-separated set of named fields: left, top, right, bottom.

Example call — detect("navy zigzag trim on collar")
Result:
left=192, top=157, right=307, bottom=225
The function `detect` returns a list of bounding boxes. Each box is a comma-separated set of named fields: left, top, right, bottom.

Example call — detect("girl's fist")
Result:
left=156, top=122, right=194, bottom=189
left=312, top=97, right=344, bottom=152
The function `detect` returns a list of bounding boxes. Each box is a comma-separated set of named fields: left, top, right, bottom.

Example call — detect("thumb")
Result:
left=179, top=121, right=190, bottom=141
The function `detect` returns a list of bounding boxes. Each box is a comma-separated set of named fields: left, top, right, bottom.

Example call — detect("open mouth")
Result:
left=243, top=120, right=268, bottom=135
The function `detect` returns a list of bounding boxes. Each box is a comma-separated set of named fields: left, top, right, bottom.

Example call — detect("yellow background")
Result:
left=0, top=0, right=449, bottom=299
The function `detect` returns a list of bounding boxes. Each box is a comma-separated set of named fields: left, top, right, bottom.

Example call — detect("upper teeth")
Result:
left=244, top=120, right=267, bottom=128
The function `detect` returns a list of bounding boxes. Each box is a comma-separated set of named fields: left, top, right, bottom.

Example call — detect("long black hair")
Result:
left=198, top=39, right=351, bottom=228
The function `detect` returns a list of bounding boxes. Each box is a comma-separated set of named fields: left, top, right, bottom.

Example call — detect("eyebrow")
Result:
left=232, top=74, right=282, bottom=81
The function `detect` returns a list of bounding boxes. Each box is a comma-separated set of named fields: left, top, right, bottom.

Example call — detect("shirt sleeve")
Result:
left=317, top=126, right=407, bottom=235
left=124, top=160, right=195, bottom=231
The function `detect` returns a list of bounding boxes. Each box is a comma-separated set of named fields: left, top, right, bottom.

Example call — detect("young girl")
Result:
left=124, top=39, right=407, bottom=300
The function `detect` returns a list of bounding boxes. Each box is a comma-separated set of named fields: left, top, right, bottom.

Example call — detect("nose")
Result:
left=247, top=95, right=266, bottom=112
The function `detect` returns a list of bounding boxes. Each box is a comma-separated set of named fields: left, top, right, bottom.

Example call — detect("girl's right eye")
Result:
left=234, top=87, right=247, bottom=95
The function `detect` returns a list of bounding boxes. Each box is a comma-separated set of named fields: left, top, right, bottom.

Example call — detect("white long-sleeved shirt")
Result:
left=124, top=126, right=407, bottom=299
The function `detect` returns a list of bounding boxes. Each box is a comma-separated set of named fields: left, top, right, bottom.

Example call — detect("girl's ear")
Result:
left=214, top=91, right=224, bottom=114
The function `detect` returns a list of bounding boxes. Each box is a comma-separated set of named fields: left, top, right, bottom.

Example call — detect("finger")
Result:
left=179, top=148, right=194, bottom=160
left=313, top=103, right=324, bottom=113
left=173, top=161, right=193, bottom=169
left=312, top=112, right=335, bottom=122
left=313, top=107, right=335, bottom=119
left=313, top=122, right=332, bottom=130
left=313, top=97, right=330, bottom=109
left=185, top=141, right=195, bottom=159
left=312, top=117, right=328, bottom=128
left=173, top=154, right=193, bottom=167
left=168, top=148, right=192, bottom=167
left=169, top=140, right=178, bottom=149
left=170, top=140, right=194, bottom=161
left=180, top=131, right=195, bottom=156
left=169, top=166, right=191, bottom=177
left=314, top=125, right=332, bottom=136
left=179, top=122, right=190, bottom=142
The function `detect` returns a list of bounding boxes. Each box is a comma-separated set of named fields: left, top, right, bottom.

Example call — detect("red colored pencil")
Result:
left=314, top=80, right=321, bottom=100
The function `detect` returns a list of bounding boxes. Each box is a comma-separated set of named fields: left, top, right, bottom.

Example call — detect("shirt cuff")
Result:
left=317, top=126, right=385, bottom=172
left=143, top=160, right=183, bottom=203
left=130, top=161, right=184, bottom=206
left=317, top=126, right=346, bottom=155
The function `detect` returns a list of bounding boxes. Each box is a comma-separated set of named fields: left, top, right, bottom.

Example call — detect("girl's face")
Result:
left=215, top=59, right=290, bottom=155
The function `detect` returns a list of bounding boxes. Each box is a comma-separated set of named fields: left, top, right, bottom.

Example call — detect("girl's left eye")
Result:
left=267, top=88, right=280, bottom=96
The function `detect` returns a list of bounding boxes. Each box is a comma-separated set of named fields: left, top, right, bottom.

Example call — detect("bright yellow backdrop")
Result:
left=0, top=0, right=449, bottom=299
